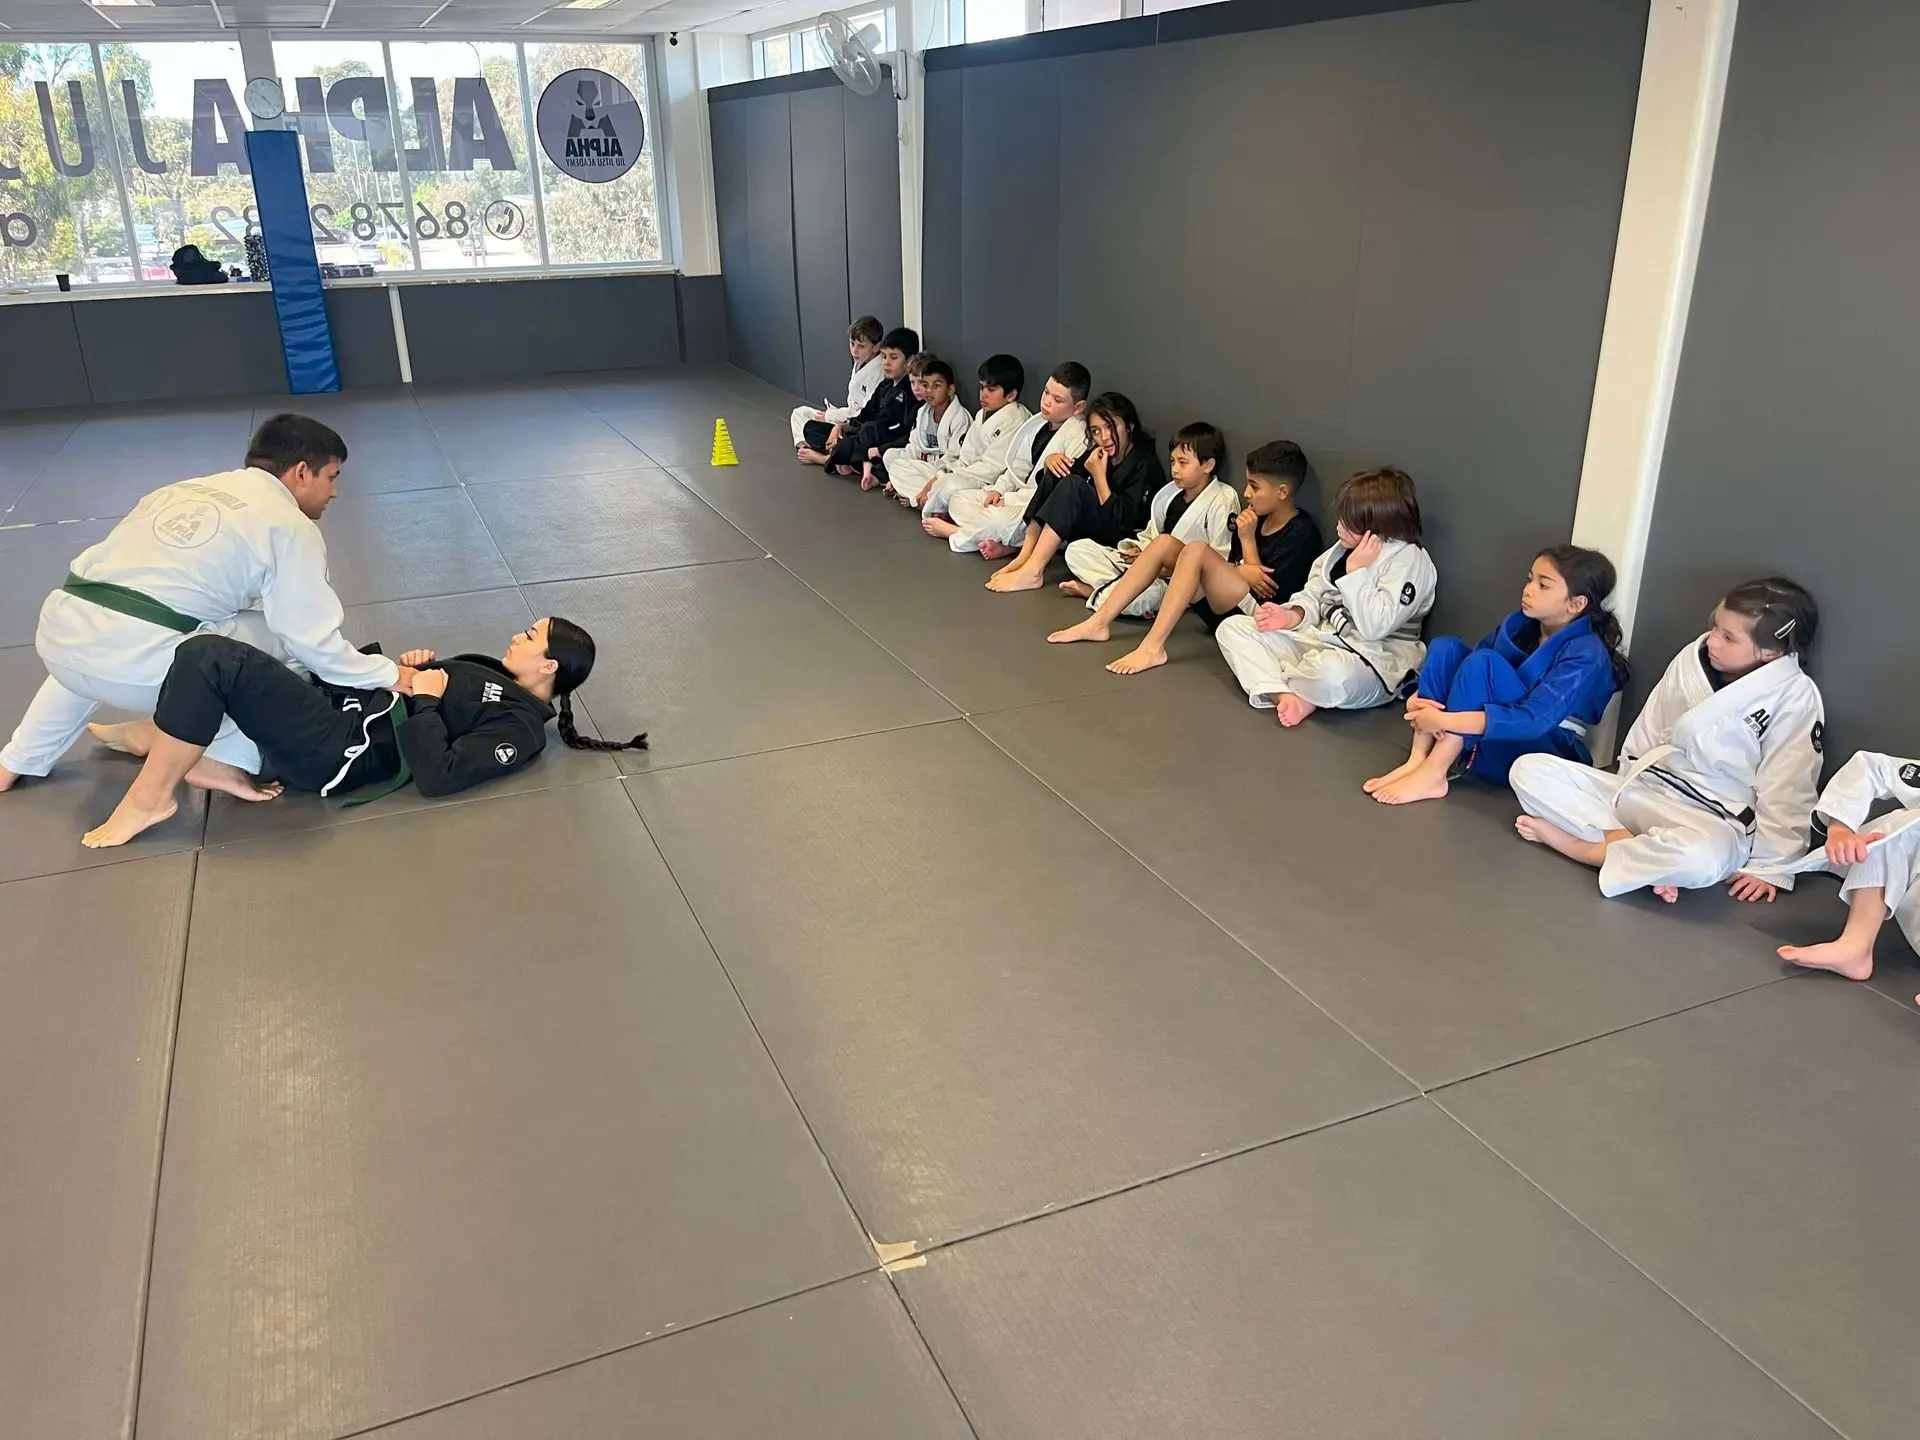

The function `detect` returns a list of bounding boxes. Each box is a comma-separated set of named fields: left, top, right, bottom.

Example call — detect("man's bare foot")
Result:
left=1653, top=885, right=1680, bottom=904
left=923, top=515, right=957, bottom=538
left=978, top=539, right=1016, bottom=561
left=1274, top=694, right=1317, bottom=727
left=1514, top=813, right=1607, bottom=868
left=988, top=567, right=1045, bottom=593
left=0, top=762, right=19, bottom=792
left=184, top=757, right=283, bottom=802
left=1778, top=938, right=1875, bottom=981
left=1048, top=617, right=1111, bottom=645
left=88, top=718, right=157, bottom=757
left=82, top=791, right=179, bottom=848
left=1108, top=642, right=1168, bottom=675
left=1374, top=768, right=1450, bottom=805
left=1058, top=580, right=1093, bottom=599
left=1363, top=757, right=1422, bottom=795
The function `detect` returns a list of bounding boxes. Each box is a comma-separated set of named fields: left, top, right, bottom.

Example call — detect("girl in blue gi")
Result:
left=1365, top=544, right=1627, bottom=805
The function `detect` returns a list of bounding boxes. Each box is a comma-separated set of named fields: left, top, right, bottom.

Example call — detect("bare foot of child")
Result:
left=1048, top=617, right=1111, bottom=645
left=1363, top=758, right=1422, bottom=795
left=184, top=757, right=283, bottom=802
left=1778, top=938, right=1875, bottom=980
left=88, top=718, right=157, bottom=757
left=860, top=471, right=883, bottom=491
left=923, top=516, right=958, bottom=538
left=82, top=792, right=179, bottom=848
left=1274, top=694, right=1317, bottom=727
left=978, top=539, right=1016, bottom=561
left=1058, top=580, right=1093, bottom=598
left=1514, top=813, right=1608, bottom=869
left=0, top=762, right=19, bottom=792
left=1653, top=885, right=1680, bottom=904
left=1107, top=642, right=1167, bottom=675
left=1374, top=768, right=1450, bottom=805
left=987, top=567, right=1044, bottom=593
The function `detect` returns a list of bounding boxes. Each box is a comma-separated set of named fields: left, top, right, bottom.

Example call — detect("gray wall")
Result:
left=923, top=0, right=1646, bottom=633
left=0, top=273, right=731, bottom=411
left=1632, top=0, right=1919, bottom=765
left=708, top=70, right=905, bottom=403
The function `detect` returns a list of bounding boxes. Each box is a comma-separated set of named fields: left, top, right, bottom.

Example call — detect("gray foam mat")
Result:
left=0, top=854, right=193, bottom=1440
left=0, top=519, right=115, bottom=649
left=318, top=488, right=515, bottom=606
left=1442, top=980, right=1920, bottom=1440
left=977, top=682, right=1809, bottom=1085
left=137, top=784, right=873, bottom=1440
left=630, top=722, right=1413, bottom=1247
left=895, top=1101, right=1830, bottom=1440
left=527, top=561, right=957, bottom=771
left=362, top=1276, right=972, bottom=1440
left=467, top=469, right=761, bottom=585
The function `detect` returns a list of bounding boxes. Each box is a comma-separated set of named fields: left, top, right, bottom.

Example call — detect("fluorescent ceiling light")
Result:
left=557, top=0, right=619, bottom=9
left=91, top=0, right=157, bottom=8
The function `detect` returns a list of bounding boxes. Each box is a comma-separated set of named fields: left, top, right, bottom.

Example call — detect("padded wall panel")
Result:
left=324, top=287, right=402, bottom=390
left=0, top=303, right=91, bottom=412
left=919, top=68, right=965, bottom=377
left=401, top=275, right=681, bottom=383
left=790, top=84, right=854, bottom=406
left=677, top=274, right=729, bottom=365
left=842, top=85, right=904, bottom=332
left=1634, top=0, right=1920, bottom=759
left=73, top=291, right=288, bottom=404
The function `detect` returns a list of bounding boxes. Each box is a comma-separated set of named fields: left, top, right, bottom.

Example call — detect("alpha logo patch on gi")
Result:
left=1744, top=708, right=1772, bottom=740
left=481, top=681, right=504, bottom=704
left=151, top=499, right=222, bottom=549
left=494, top=743, right=517, bottom=765
left=1901, top=762, right=1920, bottom=787
left=1811, top=721, right=1824, bottom=754
left=1400, top=582, right=1416, bottom=605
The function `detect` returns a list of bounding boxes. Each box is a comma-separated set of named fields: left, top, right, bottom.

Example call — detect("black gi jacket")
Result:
left=389, top=655, right=555, bottom=798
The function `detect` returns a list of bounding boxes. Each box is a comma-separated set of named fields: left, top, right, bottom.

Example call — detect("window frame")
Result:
left=0, top=32, right=674, bottom=295
left=751, top=7, right=897, bottom=79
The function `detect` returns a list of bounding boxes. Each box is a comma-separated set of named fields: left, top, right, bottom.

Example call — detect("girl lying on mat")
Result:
left=79, top=617, right=646, bottom=848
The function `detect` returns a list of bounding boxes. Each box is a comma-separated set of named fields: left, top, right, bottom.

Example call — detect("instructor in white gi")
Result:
left=0, top=414, right=407, bottom=797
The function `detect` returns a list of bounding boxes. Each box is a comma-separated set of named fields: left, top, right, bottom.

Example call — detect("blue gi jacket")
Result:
left=1475, top=611, right=1619, bottom=754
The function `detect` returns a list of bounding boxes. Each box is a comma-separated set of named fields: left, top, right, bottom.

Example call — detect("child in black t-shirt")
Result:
left=1048, top=440, right=1320, bottom=675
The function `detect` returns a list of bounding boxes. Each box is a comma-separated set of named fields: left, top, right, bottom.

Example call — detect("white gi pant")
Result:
left=945, top=488, right=1028, bottom=553
left=1509, top=754, right=1752, bottom=897
left=883, top=451, right=938, bottom=504
left=921, top=471, right=982, bottom=517
left=1215, top=618, right=1390, bottom=711
left=0, top=610, right=279, bottom=777
left=789, top=405, right=822, bottom=447
left=1064, top=539, right=1167, bottom=617
left=1839, top=810, right=1920, bottom=950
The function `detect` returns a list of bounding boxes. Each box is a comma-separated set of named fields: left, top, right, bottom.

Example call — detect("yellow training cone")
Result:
left=710, top=418, right=739, bottom=466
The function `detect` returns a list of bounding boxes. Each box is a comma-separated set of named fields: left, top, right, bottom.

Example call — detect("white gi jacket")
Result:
left=825, top=354, right=886, bottom=425
left=992, top=413, right=1090, bottom=509
left=1284, top=539, right=1437, bottom=694
left=1615, top=639, right=1824, bottom=886
left=1752, top=750, right=1920, bottom=879
left=39, top=467, right=398, bottom=691
left=1133, top=476, right=1239, bottom=553
left=905, top=399, right=973, bottom=463
left=933, top=401, right=1033, bottom=491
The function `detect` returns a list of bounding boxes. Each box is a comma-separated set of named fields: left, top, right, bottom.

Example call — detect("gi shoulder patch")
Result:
left=1400, top=581, right=1416, bottom=605
left=494, top=743, right=517, bottom=766
left=1811, top=721, right=1824, bottom=754
left=1744, top=708, right=1772, bottom=740
left=1899, top=761, right=1920, bottom=788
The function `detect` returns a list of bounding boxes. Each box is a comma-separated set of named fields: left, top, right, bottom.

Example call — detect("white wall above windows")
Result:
left=751, top=4, right=893, bottom=79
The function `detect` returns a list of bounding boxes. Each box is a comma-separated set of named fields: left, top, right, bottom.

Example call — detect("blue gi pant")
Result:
left=1416, top=636, right=1571, bottom=785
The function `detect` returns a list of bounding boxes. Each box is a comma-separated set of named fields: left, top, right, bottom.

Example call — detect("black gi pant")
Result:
left=155, top=635, right=395, bottom=793
left=801, top=418, right=835, bottom=453
left=1023, top=470, right=1134, bottom=548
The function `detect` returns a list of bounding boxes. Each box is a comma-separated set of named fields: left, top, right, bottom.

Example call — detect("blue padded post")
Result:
left=245, top=127, right=340, bottom=395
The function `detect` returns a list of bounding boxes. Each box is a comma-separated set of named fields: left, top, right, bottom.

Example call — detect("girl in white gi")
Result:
left=1511, top=578, right=1824, bottom=904
left=911, top=354, right=1033, bottom=517
left=1215, top=468, right=1436, bottom=727
left=1055, top=421, right=1237, bottom=608
left=1769, top=752, right=1920, bottom=988
left=879, top=356, right=971, bottom=500
left=793, top=315, right=883, bottom=460
left=932, top=362, right=1091, bottom=557
left=1049, top=439, right=1323, bottom=675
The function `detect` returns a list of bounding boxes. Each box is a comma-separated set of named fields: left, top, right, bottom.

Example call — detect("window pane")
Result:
left=104, top=41, right=252, bottom=283
left=799, top=26, right=833, bottom=72
left=2, top=43, right=135, bottom=291
left=272, top=41, right=415, bottom=275
left=757, top=35, right=792, bottom=78
left=1044, top=0, right=1120, bottom=28
left=966, top=0, right=1027, bottom=42
left=387, top=41, right=536, bottom=271
left=525, top=42, right=661, bottom=267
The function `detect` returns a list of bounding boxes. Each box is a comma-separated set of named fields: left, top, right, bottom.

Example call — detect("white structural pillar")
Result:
left=1570, top=0, right=1741, bottom=647
left=660, top=35, right=721, bottom=275
left=895, top=0, right=944, bottom=334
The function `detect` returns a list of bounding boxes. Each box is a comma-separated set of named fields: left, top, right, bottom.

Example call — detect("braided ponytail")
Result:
left=544, top=616, right=649, bottom=752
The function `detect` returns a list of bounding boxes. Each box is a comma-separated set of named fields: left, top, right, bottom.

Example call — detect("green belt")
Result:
left=341, top=697, right=413, bottom=808
left=62, top=574, right=205, bottom=634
